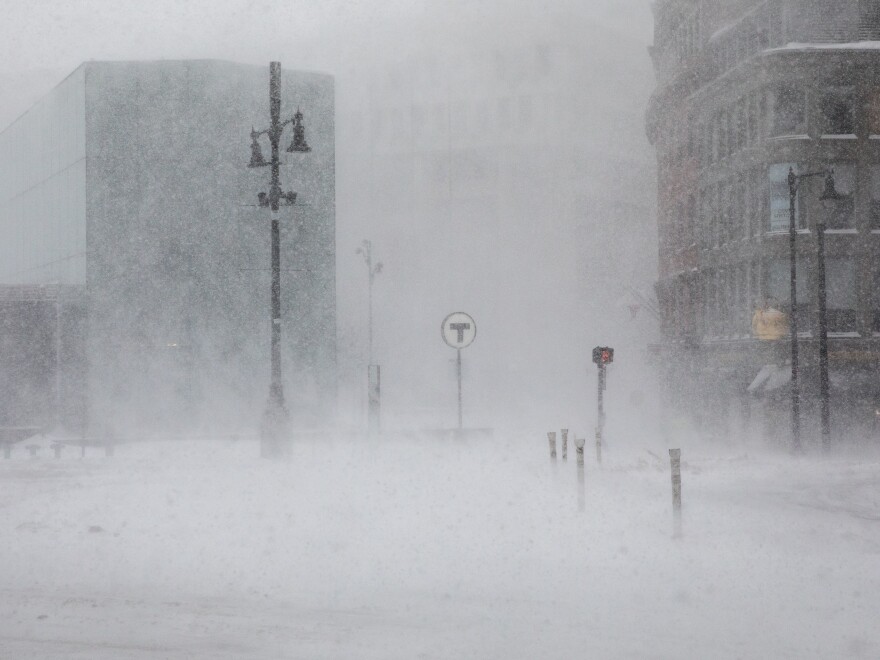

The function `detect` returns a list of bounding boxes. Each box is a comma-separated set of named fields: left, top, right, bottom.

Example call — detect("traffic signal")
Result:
left=592, top=346, right=614, bottom=366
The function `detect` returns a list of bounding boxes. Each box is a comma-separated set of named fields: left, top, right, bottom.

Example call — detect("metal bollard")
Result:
left=669, top=448, right=682, bottom=539
left=575, top=437, right=586, bottom=512
left=595, top=429, right=602, bottom=465
left=547, top=432, right=557, bottom=462
left=561, top=429, right=568, bottom=461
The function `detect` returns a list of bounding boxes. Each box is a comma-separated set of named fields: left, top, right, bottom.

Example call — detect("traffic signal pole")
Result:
left=596, top=364, right=605, bottom=444
left=591, top=346, right=613, bottom=464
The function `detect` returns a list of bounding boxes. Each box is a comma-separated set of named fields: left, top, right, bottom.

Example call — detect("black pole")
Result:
left=269, top=61, right=284, bottom=411
left=597, top=365, right=605, bottom=445
left=787, top=169, right=801, bottom=452
left=817, top=221, right=831, bottom=452
left=259, top=61, right=289, bottom=458
left=457, top=347, right=463, bottom=430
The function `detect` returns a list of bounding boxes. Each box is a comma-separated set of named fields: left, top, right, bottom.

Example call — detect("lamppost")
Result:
left=356, top=240, right=383, bottom=432
left=787, top=167, right=840, bottom=453
left=247, top=61, right=311, bottom=458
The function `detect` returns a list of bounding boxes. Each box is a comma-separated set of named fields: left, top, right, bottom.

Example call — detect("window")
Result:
left=767, top=258, right=809, bottom=329
left=747, top=93, right=760, bottom=144
left=868, top=88, right=880, bottom=135
left=749, top=169, right=763, bottom=237
left=826, top=259, right=857, bottom=333
left=871, top=165, right=880, bottom=229
left=773, top=85, right=806, bottom=135
left=823, top=164, right=856, bottom=229
left=768, top=164, right=799, bottom=231
left=820, top=87, right=855, bottom=135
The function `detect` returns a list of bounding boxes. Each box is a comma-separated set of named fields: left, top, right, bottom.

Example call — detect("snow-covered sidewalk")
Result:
left=1, top=436, right=878, bottom=659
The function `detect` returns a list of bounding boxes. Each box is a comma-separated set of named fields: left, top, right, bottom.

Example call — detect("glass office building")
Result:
left=0, top=60, right=336, bottom=436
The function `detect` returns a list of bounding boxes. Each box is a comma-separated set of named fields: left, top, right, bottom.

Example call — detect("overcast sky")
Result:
left=0, top=0, right=654, bottom=126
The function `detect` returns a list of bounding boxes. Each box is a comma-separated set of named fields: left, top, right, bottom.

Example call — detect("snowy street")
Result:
left=1, top=437, right=878, bottom=659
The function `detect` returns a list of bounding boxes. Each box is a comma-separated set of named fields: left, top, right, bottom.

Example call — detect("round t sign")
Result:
left=442, top=312, right=477, bottom=349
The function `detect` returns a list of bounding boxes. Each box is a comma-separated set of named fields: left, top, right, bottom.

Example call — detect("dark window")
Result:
left=769, top=163, right=801, bottom=231
left=767, top=258, right=809, bottom=330
left=822, top=164, right=856, bottom=229
left=871, top=165, right=880, bottom=229
left=868, top=88, right=880, bottom=134
left=826, top=259, right=857, bottom=333
left=820, top=87, right=855, bottom=135
left=859, top=1, right=880, bottom=39
left=773, top=85, right=806, bottom=135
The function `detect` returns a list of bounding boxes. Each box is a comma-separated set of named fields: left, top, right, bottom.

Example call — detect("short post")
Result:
left=26, top=444, right=39, bottom=458
left=52, top=443, right=64, bottom=459
left=547, top=431, right=557, bottom=462
left=575, top=437, right=586, bottom=512
left=561, top=429, right=569, bottom=461
left=368, top=364, right=381, bottom=435
left=669, top=448, right=682, bottom=539
left=3, top=444, right=11, bottom=459
left=595, top=429, right=602, bottom=465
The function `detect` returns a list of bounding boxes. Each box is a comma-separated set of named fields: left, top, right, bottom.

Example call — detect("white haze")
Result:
left=6, top=3, right=877, bottom=660
left=0, top=0, right=657, bottom=436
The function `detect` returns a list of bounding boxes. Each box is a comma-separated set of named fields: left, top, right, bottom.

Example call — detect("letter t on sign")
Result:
left=450, top=323, right=471, bottom=343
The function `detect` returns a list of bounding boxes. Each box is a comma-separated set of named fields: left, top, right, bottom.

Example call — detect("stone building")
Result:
left=0, top=60, right=336, bottom=437
left=647, top=0, right=880, bottom=442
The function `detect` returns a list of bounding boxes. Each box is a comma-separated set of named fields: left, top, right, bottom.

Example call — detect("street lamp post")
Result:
left=787, top=167, right=840, bottom=453
left=356, top=240, right=383, bottom=433
left=248, top=61, right=311, bottom=458
left=816, top=220, right=831, bottom=452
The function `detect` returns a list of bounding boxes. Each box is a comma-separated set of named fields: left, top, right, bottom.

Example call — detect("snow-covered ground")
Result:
left=1, top=434, right=879, bottom=659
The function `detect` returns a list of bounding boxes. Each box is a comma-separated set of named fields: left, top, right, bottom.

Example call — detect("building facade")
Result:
left=647, top=0, right=880, bottom=442
left=0, top=60, right=336, bottom=437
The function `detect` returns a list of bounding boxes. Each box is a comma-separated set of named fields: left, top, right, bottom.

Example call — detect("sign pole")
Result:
left=457, top=347, right=463, bottom=430
left=442, top=312, right=476, bottom=434
left=597, top=366, right=605, bottom=446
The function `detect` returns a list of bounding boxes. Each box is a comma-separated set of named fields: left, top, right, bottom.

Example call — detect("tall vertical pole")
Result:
left=457, top=347, right=463, bottom=430
left=260, top=61, right=289, bottom=459
left=787, top=170, right=801, bottom=452
left=817, top=221, right=831, bottom=452
left=55, top=290, right=62, bottom=429
left=597, top=365, right=605, bottom=442
left=269, top=61, right=284, bottom=411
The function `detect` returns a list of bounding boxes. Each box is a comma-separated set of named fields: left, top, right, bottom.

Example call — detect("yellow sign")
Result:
left=752, top=307, right=788, bottom=341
